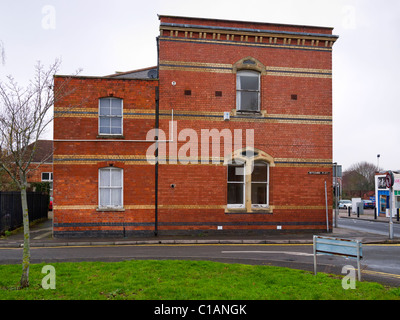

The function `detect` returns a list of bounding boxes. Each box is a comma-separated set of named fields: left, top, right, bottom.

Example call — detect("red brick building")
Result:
left=27, top=140, right=54, bottom=192
left=0, top=140, right=53, bottom=193
left=53, top=15, right=338, bottom=237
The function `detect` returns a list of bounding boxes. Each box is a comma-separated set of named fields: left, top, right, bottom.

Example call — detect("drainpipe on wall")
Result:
left=154, top=37, right=160, bottom=237
left=154, top=86, right=159, bottom=237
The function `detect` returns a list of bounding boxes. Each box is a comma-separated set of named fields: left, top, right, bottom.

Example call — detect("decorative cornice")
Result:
left=159, top=22, right=338, bottom=50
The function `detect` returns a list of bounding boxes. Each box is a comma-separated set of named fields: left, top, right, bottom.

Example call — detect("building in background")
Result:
left=27, top=140, right=54, bottom=195
left=0, top=140, right=53, bottom=193
left=375, top=172, right=400, bottom=216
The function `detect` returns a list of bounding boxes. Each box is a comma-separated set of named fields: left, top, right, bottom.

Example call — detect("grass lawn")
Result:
left=0, top=260, right=399, bottom=300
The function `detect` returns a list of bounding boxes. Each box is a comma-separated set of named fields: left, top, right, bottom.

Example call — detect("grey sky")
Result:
left=1, top=0, right=399, bottom=171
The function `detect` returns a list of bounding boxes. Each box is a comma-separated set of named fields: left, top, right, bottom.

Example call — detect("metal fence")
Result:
left=0, top=192, right=49, bottom=234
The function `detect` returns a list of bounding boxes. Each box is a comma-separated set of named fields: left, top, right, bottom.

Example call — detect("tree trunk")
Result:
left=20, top=185, right=30, bottom=288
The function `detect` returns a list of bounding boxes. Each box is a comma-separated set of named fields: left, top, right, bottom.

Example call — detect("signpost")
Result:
left=386, top=171, right=395, bottom=240
left=333, top=164, right=342, bottom=228
left=313, top=236, right=363, bottom=281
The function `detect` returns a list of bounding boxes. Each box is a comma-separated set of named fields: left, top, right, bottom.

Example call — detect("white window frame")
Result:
left=41, top=172, right=53, bottom=182
left=251, top=162, right=270, bottom=208
left=227, top=160, right=270, bottom=210
left=236, top=70, right=261, bottom=112
left=41, top=172, right=53, bottom=196
left=227, top=162, right=245, bottom=209
left=98, top=97, right=123, bottom=136
left=98, top=167, right=124, bottom=209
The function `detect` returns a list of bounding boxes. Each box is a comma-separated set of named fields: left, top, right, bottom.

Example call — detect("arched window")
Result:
left=99, top=167, right=123, bottom=208
left=99, top=97, right=123, bottom=135
left=236, top=70, right=260, bottom=112
left=226, top=148, right=273, bottom=212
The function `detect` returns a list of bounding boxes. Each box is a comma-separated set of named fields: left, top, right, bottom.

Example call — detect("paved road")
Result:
left=338, top=216, right=400, bottom=237
left=1, top=242, right=399, bottom=286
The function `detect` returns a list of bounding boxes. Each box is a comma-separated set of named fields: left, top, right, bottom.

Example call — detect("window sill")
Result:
left=236, top=110, right=261, bottom=115
left=96, top=207, right=125, bottom=212
left=233, top=110, right=267, bottom=118
left=97, top=135, right=125, bottom=139
left=225, top=206, right=273, bottom=214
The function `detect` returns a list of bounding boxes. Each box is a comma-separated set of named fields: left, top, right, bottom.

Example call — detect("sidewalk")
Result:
left=1, top=211, right=399, bottom=248
left=338, top=208, right=400, bottom=223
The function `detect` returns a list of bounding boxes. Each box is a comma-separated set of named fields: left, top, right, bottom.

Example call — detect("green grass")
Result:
left=0, top=260, right=399, bottom=300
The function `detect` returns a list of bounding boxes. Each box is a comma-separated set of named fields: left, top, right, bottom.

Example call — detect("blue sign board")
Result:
left=313, top=236, right=363, bottom=281
left=314, top=236, right=362, bottom=258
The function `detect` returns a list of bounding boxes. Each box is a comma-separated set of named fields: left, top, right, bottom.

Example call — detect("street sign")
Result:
left=313, top=236, right=363, bottom=281
left=308, top=172, right=330, bottom=175
left=386, top=171, right=394, bottom=189
left=386, top=171, right=396, bottom=240
left=333, top=165, right=342, bottom=178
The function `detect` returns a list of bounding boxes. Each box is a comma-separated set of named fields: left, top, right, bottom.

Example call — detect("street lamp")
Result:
left=377, top=154, right=381, bottom=170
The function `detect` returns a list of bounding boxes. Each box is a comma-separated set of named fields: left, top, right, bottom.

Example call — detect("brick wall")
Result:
left=53, top=77, right=158, bottom=237
left=27, top=163, right=53, bottom=183
left=53, top=15, right=337, bottom=237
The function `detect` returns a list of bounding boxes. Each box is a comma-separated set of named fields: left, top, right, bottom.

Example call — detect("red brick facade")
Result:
left=53, top=16, right=338, bottom=237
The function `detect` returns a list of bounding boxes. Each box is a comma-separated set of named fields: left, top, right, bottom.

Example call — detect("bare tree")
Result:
left=0, top=59, right=78, bottom=288
left=348, top=161, right=379, bottom=189
left=342, top=161, right=380, bottom=198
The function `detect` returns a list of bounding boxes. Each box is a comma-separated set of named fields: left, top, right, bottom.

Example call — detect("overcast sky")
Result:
left=0, top=0, right=399, bottom=171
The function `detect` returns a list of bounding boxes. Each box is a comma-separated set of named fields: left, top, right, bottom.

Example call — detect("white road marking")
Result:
left=221, top=251, right=314, bottom=257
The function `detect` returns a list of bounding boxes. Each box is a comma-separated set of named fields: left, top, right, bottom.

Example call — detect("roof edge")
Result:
left=106, top=66, right=157, bottom=78
left=158, top=14, right=337, bottom=33
left=54, top=74, right=158, bottom=81
left=160, top=22, right=339, bottom=40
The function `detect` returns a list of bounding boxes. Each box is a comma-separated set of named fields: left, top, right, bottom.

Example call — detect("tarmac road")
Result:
left=338, top=216, right=400, bottom=237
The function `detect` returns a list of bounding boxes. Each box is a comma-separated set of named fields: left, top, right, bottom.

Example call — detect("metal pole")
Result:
left=154, top=37, right=160, bottom=237
left=154, top=86, right=159, bottom=237
left=356, top=241, right=362, bottom=282
left=334, top=163, right=338, bottom=228
left=313, top=236, right=317, bottom=276
left=397, top=208, right=399, bottom=222
left=389, top=186, right=394, bottom=240
left=325, top=181, right=329, bottom=232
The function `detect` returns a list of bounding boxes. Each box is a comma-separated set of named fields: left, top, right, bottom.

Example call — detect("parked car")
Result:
left=339, top=200, right=352, bottom=209
left=363, top=200, right=375, bottom=209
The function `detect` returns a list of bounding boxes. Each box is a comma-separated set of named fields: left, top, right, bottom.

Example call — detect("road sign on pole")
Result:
left=313, top=236, right=363, bottom=281
left=386, top=171, right=394, bottom=189
left=387, top=171, right=395, bottom=240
